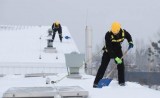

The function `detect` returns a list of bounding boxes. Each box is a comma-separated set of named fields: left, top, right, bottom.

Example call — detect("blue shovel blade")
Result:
left=97, top=78, right=112, bottom=88
left=65, top=36, right=70, bottom=39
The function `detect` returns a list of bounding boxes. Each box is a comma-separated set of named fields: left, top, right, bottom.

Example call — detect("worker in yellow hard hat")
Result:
left=111, top=22, right=121, bottom=35
left=93, top=22, right=134, bottom=87
left=52, top=21, right=63, bottom=42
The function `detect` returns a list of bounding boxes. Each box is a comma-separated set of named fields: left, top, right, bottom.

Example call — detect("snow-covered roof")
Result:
left=0, top=26, right=79, bottom=74
left=0, top=25, right=160, bottom=98
left=0, top=74, right=160, bottom=98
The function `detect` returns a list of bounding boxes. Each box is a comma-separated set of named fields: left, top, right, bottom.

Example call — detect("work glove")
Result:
left=115, top=57, right=122, bottom=64
left=128, top=42, right=134, bottom=50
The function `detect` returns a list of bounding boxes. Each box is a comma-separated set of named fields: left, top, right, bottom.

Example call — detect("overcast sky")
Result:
left=0, top=0, right=160, bottom=53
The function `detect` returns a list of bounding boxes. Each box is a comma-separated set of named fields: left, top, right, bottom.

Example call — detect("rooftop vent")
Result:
left=44, top=28, right=57, bottom=53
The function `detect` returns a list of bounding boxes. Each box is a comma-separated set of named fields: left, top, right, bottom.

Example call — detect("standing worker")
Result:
left=93, top=22, right=134, bottom=87
left=52, top=21, right=63, bottom=42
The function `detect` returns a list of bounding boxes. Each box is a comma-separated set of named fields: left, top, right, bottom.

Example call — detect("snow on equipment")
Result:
left=44, top=28, right=57, bottom=53
left=65, top=52, right=85, bottom=79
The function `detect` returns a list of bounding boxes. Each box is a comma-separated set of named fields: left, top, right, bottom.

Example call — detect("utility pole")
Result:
left=85, top=26, right=92, bottom=75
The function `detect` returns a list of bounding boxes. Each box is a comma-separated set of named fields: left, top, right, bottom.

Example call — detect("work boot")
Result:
left=93, top=84, right=98, bottom=88
left=119, top=83, right=125, bottom=86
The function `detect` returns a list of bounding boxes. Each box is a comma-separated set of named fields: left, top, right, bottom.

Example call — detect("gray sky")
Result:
left=1, top=0, right=160, bottom=53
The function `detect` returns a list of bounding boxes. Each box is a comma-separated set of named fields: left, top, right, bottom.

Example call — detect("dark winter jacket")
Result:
left=104, top=29, right=133, bottom=58
left=52, top=23, right=62, bottom=33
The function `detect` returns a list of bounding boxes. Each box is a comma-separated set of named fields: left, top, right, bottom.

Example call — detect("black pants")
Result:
left=52, top=29, right=62, bottom=42
left=93, top=50, right=125, bottom=84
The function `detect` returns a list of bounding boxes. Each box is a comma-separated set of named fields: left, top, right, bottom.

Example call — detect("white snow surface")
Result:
left=0, top=26, right=79, bottom=62
left=0, top=26, right=79, bottom=74
left=0, top=26, right=160, bottom=98
left=0, top=74, right=160, bottom=98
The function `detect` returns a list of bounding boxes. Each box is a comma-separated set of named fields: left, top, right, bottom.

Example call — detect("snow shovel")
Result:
left=65, top=36, right=71, bottom=39
left=97, top=49, right=130, bottom=88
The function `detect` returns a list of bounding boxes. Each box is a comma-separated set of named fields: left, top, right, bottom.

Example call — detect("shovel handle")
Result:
left=106, top=49, right=130, bottom=78
left=121, top=48, right=130, bottom=59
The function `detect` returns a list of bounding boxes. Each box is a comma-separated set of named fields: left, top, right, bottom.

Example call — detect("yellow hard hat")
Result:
left=55, top=21, right=60, bottom=26
left=111, top=22, right=121, bottom=34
